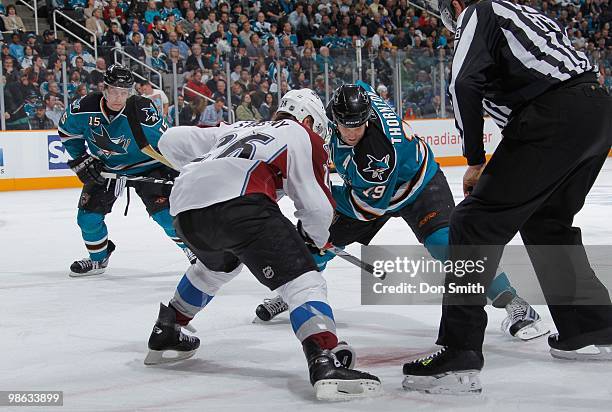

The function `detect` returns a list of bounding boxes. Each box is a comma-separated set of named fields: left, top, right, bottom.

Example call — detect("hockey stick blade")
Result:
left=328, top=246, right=386, bottom=279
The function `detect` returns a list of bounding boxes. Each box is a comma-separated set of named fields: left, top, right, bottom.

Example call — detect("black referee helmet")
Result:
left=438, top=0, right=479, bottom=33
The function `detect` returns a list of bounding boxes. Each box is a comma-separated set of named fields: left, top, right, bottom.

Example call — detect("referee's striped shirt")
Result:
left=449, top=0, right=597, bottom=165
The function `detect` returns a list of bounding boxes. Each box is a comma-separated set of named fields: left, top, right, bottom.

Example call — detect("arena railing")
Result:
left=53, top=9, right=97, bottom=60
left=112, top=47, right=163, bottom=91
left=0, top=45, right=479, bottom=131
left=16, top=0, right=39, bottom=35
left=407, top=0, right=441, bottom=17
left=0, top=59, right=5, bottom=131
left=61, top=60, right=69, bottom=109
left=2, top=37, right=612, bottom=131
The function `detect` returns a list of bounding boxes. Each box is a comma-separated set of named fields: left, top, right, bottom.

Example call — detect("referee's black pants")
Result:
left=437, top=74, right=612, bottom=352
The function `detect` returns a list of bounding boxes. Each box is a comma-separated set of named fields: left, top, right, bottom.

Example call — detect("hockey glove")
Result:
left=311, top=248, right=337, bottom=272
left=68, top=154, right=106, bottom=185
left=463, top=163, right=485, bottom=197
left=297, top=220, right=335, bottom=271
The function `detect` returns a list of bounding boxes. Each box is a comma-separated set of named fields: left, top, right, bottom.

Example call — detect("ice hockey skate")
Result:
left=254, top=295, right=289, bottom=322
left=549, top=330, right=612, bottom=361
left=500, top=295, right=549, bottom=340
left=145, top=303, right=200, bottom=365
left=303, top=338, right=381, bottom=401
left=69, top=241, right=116, bottom=277
left=402, top=346, right=484, bottom=394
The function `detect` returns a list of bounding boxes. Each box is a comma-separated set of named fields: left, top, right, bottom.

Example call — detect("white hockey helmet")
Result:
left=276, top=89, right=329, bottom=139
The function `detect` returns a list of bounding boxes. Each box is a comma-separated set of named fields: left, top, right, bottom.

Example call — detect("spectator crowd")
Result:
left=1, top=0, right=612, bottom=130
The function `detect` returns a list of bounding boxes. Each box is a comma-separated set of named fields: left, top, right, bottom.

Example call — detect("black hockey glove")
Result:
left=297, top=220, right=334, bottom=271
left=297, top=220, right=331, bottom=255
left=68, top=154, right=106, bottom=185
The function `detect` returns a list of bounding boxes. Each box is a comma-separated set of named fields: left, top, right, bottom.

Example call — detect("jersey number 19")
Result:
left=363, top=185, right=386, bottom=199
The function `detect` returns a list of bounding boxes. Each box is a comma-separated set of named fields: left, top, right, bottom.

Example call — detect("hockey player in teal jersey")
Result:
left=59, top=64, right=195, bottom=277
left=256, top=82, right=548, bottom=341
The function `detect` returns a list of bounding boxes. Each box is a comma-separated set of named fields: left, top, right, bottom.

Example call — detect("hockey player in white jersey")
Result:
left=255, top=83, right=548, bottom=342
left=143, top=89, right=381, bottom=401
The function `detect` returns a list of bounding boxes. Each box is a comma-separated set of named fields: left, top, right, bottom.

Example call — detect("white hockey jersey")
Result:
left=159, top=120, right=335, bottom=248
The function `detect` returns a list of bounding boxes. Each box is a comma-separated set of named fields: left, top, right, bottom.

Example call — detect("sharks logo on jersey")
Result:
left=141, top=103, right=160, bottom=124
left=363, top=154, right=390, bottom=181
left=90, top=125, right=130, bottom=157
left=72, top=98, right=81, bottom=111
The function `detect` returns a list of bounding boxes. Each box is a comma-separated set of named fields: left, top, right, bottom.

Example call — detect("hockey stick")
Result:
left=125, top=97, right=177, bottom=170
left=140, top=144, right=176, bottom=170
left=328, top=245, right=386, bottom=279
left=101, top=172, right=384, bottom=277
left=100, top=172, right=175, bottom=185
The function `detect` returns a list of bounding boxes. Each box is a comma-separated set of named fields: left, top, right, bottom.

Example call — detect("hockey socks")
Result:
left=290, top=301, right=338, bottom=349
left=169, top=261, right=242, bottom=324
left=170, top=273, right=214, bottom=324
left=77, top=210, right=110, bottom=261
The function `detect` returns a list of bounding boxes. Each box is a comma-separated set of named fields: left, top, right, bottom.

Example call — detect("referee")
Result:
left=403, top=0, right=612, bottom=394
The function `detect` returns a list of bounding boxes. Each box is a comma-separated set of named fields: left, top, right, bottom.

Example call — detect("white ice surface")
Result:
left=1, top=162, right=612, bottom=412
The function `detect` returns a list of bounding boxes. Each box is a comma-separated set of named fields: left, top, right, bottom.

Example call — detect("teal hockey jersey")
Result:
left=328, top=81, right=439, bottom=221
left=58, top=92, right=169, bottom=175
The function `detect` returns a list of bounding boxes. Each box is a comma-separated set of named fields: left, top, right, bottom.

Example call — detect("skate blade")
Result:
left=550, top=345, right=612, bottom=361
left=402, top=370, right=482, bottom=395
left=251, top=316, right=288, bottom=324
left=314, top=379, right=382, bottom=401
left=514, top=320, right=550, bottom=341
left=144, top=349, right=197, bottom=365
left=69, top=268, right=106, bottom=278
